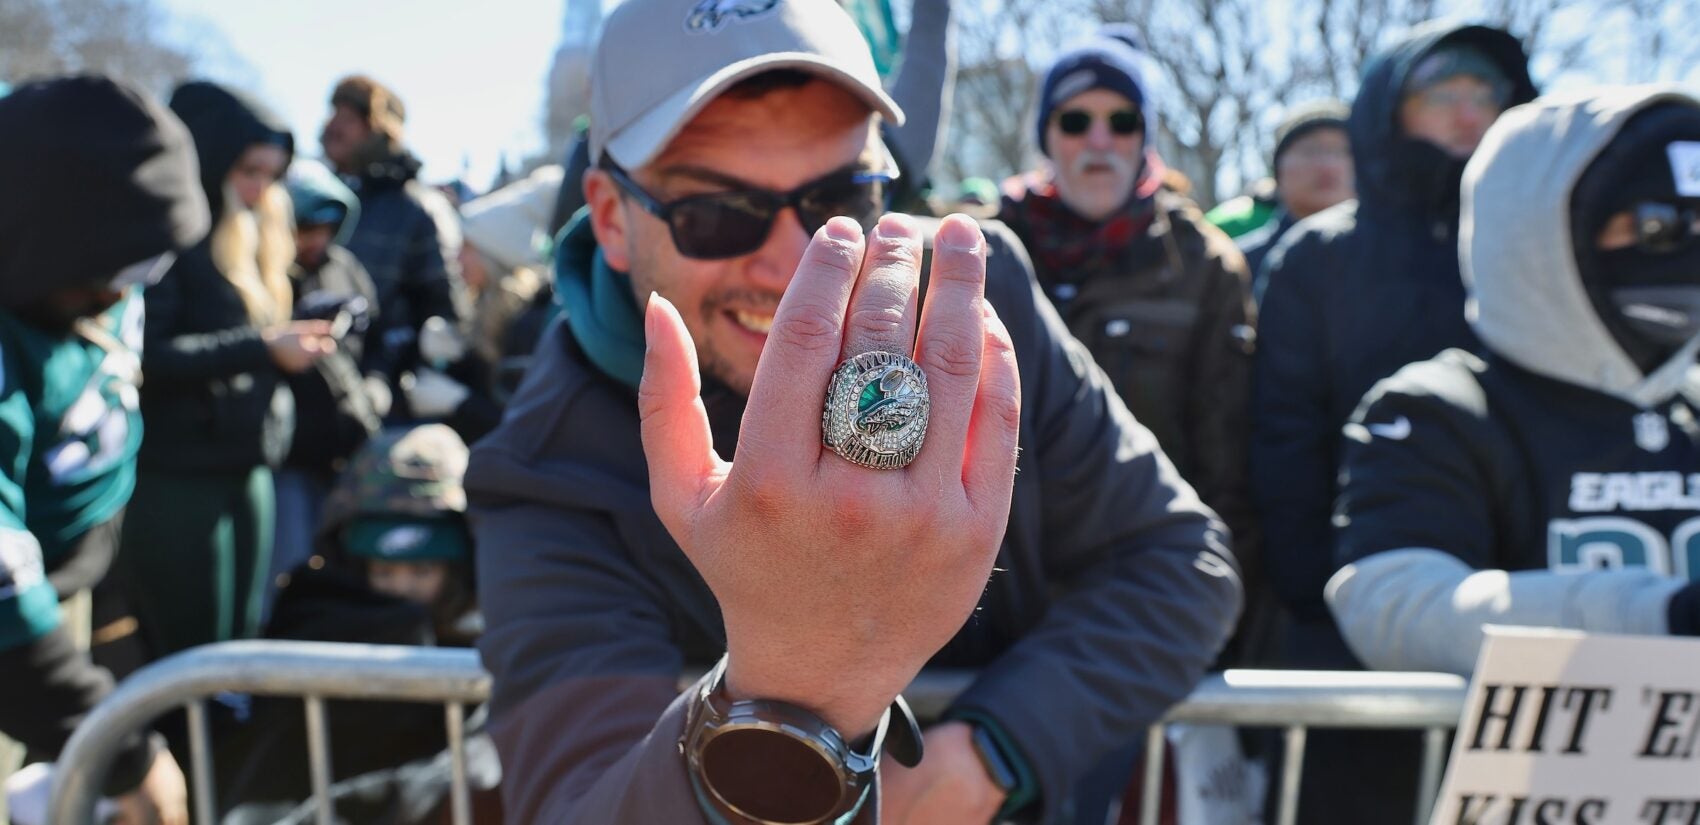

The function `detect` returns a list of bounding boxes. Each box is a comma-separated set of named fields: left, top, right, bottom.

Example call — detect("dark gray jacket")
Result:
left=466, top=218, right=1242, bottom=824
left=342, top=149, right=467, bottom=383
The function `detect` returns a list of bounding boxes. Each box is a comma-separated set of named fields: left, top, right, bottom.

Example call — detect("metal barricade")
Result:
left=51, top=641, right=1467, bottom=825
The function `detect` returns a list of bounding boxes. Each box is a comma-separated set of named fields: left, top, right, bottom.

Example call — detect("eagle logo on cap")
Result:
left=686, top=0, right=781, bottom=33
left=378, top=525, right=432, bottom=556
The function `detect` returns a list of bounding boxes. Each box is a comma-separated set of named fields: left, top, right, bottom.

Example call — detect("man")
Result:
left=998, top=27, right=1258, bottom=586
left=1237, top=99, right=1353, bottom=298
left=1329, top=88, right=1700, bottom=673
left=394, top=166, right=558, bottom=444
left=1252, top=21, right=1535, bottom=670
left=319, top=75, right=466, bottom=394
left=1249, top=22, right=1536, bottom=824
left=0, top=75, right=208, bottom=825
left=467, top=1, right=1241, bottom=823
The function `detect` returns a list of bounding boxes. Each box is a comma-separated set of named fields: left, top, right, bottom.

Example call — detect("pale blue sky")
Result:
left=159, top=0, right=568, bottom=188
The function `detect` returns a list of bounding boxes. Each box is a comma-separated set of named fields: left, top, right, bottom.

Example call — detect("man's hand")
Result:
left=881, top=722, right=1008, bottom=825
left=639, top=213, right=1021, bottom=738
left=112, top=748, right=187, bottom=825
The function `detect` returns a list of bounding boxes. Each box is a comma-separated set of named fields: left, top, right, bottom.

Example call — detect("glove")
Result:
left=363, top=374, right=394, bottom=419
left=403, top=368, right=469, bottom=419
left=418, top=316, right=467, bottom=368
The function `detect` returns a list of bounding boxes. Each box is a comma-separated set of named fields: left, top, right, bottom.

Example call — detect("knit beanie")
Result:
left=1035, top=25, right=1151, bottom=158
left=1272, top=98, right=1349, bottom=171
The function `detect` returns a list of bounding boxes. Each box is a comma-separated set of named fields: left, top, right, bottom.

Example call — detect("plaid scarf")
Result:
left=1000, top=152, right=1167, bottom=283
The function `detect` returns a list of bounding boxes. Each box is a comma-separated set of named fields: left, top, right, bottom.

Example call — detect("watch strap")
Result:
left=949, top=709, right=1040, bottom=818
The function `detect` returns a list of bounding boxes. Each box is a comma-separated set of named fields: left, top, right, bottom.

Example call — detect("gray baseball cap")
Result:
left=589, top=0, right=905, bottom=169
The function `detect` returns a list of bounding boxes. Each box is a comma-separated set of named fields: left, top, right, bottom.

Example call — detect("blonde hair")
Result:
left=210, top=181, right=295, bottom=326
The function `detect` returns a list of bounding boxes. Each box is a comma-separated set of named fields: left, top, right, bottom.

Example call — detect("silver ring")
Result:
left=822, top=351, right=930, bottom=470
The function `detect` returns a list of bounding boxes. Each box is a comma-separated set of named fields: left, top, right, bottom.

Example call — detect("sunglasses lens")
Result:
left=797, top=177, right=887, bottom=235
left=1109, top=110, right=1143, bottom=135
left=1638, top=204, right=1687, bottom=253
left=670, top=192, right=778, bottom=259
left=1057, top=111, right=1091, bottom=135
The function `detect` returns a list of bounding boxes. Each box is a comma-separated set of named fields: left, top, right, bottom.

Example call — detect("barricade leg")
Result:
left=1415, top=726, right=1449, bottom=825
left=1276, top=725, right=1307, bottom=825
left=1137, top=723, right=1165, bottom=825
left=304, top=695, right=333, bottom=825
left=186, top=699, right=216, bottom=825
left=446, top=701, right=471, bottom=825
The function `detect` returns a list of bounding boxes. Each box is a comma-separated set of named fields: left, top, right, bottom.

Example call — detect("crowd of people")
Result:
left=1, top=0, right=1699, bottom=823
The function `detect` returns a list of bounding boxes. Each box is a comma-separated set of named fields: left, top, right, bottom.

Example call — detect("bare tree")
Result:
left=0, top=0, right=197, bottom=95
left=937, top=0, right=1700, bottom=206
left=940, top=0, right=1078, bottom=186
left=1087, top=0, right=1352, bottom=205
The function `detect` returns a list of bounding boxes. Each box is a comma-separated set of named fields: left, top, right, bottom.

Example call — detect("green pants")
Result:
left=117, top=466, right=275, bottom=659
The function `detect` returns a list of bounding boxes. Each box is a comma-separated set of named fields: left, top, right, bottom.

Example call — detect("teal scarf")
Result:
left=552, top=210, right=646, bottom=389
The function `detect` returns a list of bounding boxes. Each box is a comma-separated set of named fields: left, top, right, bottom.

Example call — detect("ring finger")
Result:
left=838, top=213, right=922, bottom=362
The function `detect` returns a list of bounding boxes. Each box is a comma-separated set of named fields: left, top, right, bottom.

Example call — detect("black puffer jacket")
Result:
left=139, top=82, right=296, bottom=473
left=1247, top=26, right=1538, bottom=825
left=1250, top=24, right=1536, bottom=651
left=342, top=149, right=467, bottom=385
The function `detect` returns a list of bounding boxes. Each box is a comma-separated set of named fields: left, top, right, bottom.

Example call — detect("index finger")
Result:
left=735, top=217, right=866, bottom=474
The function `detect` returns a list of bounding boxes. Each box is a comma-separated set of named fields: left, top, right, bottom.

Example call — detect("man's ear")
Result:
left=584, top=169, right=633, bottom=271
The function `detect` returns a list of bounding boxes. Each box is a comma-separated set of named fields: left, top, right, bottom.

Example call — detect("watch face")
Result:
left=701, top=727, right=848, bottom=823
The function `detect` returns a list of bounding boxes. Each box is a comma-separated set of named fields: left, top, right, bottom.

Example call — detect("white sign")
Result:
left=1431, top=627, right=1700, bottom=825
left=1669, top=142, right=1700, bottom=198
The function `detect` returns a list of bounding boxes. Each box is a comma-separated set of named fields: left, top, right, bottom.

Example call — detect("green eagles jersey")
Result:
left=1204, top=195, right=1278, bottom=239
left=0, top=295, right=143, bottom=650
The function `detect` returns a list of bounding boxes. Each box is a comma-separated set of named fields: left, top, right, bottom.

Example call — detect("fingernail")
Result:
left=938, top=214, right=982, bottom=253
left=644, top=292, right=668, bottom=350
left=875, top=213, right=919, bottom=240
left=823, top=216, right=863, bottom=244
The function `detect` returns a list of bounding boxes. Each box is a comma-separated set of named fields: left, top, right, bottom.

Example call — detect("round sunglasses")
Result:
left=1055, top=109, right=1144, bottom=137
left=603, top=161, right=898, bottom=260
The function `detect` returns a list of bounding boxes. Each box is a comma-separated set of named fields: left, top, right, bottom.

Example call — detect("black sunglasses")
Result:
left=603, top=161, right=898, bottom=260
left=1056, top=109, right=1143, bottom=137
left=1634, top=202, right=1700, bottom=253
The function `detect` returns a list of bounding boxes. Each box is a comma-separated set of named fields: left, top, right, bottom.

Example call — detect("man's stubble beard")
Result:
left=628, top=237, right=756, bottom=399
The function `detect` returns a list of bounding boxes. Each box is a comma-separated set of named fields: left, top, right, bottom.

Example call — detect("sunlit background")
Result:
left=3, top=0, right=1697, bottom=206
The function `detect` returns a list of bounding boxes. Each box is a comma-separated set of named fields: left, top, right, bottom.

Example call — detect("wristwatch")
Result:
left=680, top=656, right=923, bottom=825
left=968, top=723, right=1020, bottom=798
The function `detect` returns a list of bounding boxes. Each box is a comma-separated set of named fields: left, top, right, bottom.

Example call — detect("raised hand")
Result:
left=638, top=213, right=1022, bottom=738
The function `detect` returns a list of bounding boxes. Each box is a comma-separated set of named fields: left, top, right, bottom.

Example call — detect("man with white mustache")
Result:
left=999, top=26, right=1262, bottom=662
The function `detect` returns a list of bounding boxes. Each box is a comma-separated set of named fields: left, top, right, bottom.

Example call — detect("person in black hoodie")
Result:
left=1248, top=22, right=1536, bottom=824
left=319, top=75, right=467, bottom=396
left=116, top=81, right=339, bottom=661
left=0, top=74, right=205, bottom=825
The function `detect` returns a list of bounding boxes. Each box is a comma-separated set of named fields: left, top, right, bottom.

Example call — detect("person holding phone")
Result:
left=116, top=81, right=336, bottom=663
